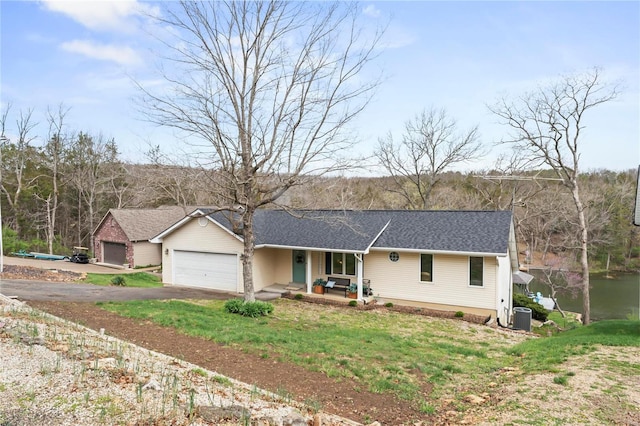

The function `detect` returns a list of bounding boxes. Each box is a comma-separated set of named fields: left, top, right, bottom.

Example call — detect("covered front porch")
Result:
left=287, top=249, right=370, bottom=301
left=261, top=281, right=374, bottom=303
left=260, top=283, right=496, bottom=320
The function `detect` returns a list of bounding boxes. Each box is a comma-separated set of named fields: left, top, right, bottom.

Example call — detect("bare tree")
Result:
left=490, top=68, right=619, bottom=324
left=0, top=105, right=39, bottom=236
left=36, top=104, right=71, bottom=253
left=538, top=256, right=587, bottom=320
left=66, top=133, right=121, bottom=247
left=138, top=1, right=383, bottom=301
left=375, top=108, right=483, bottom=209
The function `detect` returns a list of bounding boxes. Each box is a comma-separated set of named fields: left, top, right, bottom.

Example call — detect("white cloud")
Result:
left=61, top=39, right=142, bottom=67
left=40, top=0, right=159, bottom=32
left=362, top=4, right=381, bottom=18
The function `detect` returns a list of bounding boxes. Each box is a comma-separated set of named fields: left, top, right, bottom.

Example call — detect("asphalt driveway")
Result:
left=0, top=255, right=282, bottom=302
left=0, top=279, right=234, bottom=302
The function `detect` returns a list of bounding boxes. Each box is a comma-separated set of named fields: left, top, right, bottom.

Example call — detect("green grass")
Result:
left=509, top=320, right=640, bottom=372
left=82, top=272, right=162, bottom=288
left=96, top=299, right=514, bottom=405
left=95, top=298, right=640, bottom=411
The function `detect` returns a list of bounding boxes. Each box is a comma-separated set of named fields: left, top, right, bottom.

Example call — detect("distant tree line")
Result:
left=285, top=169, right=639, bottom=273
left=0, top=104, right=637, bottom=272
left=0, top=104, right=226, bottom=255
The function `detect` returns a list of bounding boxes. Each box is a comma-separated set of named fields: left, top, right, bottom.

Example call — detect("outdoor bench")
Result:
left=325, top=276, right=351, bottom=296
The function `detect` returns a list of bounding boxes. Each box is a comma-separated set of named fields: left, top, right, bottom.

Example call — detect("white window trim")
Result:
left=331, top=252, right=357, bottom=276
left=419, top=253, right=434, bottom=283
left=468, top=256, right=485, bottom=288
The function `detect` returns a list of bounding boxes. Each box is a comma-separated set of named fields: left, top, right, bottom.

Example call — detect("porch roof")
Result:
left=202, top=209, right=513, bottom=255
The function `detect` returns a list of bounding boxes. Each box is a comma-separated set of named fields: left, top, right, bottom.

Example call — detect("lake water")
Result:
left=524, top=271, right=639, bottom=321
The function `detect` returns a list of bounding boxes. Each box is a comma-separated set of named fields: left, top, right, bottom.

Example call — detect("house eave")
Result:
left=255, top=243, right=368, bottom=254
left=370, top=247, right=508, bottom=258
left=150, top=209, right=244, bottom=244
left=93, top=210, right=119, bottom=238
left=253, top=244, right=506, bottom=258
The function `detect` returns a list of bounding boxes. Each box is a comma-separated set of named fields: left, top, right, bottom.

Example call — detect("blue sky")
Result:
left=1, top=1, right=638, bottom=172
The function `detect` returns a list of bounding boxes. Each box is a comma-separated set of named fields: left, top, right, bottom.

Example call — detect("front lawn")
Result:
left=99, top=299, right=640, bottom=424
left=82, top=272, right=162, bottom=288
left=97, top=298, right=525, bottom=410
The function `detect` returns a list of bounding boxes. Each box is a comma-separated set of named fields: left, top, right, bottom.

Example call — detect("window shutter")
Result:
left=325, top=252, right=332, bottom=274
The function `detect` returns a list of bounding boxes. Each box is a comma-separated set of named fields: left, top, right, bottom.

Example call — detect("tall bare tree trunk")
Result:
left=241, top=208, right=256, bottom=302
left=138, top=1, right=383, bottom=300
left=490, top=68, right=618, bottom=326
left=572, top=185, right=591, bottom=324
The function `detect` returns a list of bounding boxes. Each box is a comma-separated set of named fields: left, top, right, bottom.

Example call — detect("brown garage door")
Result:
left=103, top=242, right=126, bottom=265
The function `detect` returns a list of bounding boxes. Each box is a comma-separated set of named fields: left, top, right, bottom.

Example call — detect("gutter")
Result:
left=369, top=247, right=508, bottom=258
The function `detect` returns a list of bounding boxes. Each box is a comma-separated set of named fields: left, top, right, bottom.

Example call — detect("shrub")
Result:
left=241, top=301, right=274, bottom=318
left=2, top=227, right=29, bottom=255
left=384, top=302, right=394, bottom=308
left=110, top=276, right=126, bottom=286
left=348, top=300, right=357, bottom=307
left=513, top=294, right=548, bottom=322
left=224, top=298, right=245, bottom=314
left=294, top=293, right=304, bottom=300
left=553, top=375, right=568, bottom=386
left=454, top=311, right=464, bottom=318
left=224, top=299, right=274, bottom=317
left=313, top=278, right=327, bottom=286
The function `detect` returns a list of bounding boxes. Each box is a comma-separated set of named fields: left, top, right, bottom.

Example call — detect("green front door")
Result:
left=292, top=250, right=307, bottom=284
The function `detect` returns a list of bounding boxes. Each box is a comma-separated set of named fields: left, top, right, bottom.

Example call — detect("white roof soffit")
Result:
left=149, top=209, right=244, bottom=244
left=370, top=247, right=507, bottom=258
left=254, top=243, right=367, bottom=254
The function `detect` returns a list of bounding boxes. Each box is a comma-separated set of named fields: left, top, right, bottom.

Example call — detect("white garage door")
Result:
left=173, top=251, right=237, bottom=291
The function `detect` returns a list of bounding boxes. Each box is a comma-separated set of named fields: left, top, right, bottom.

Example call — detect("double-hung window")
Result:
left=420, top=254, right=433, bottom=282
left=325, top=252, right=356, bottom=276
left=469, top=256, right=484, bottom=287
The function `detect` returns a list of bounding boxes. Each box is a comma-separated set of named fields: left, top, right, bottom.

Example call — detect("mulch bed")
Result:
left=282, top=293, right=490, bottom=325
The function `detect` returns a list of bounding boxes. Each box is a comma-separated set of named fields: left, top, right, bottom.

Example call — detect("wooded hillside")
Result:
left=0, top=129, right=637, bottom=271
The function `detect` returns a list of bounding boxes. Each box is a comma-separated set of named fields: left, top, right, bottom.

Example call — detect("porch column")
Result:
left=355, top=253, right=363, bottom=300
left=306, top=251, right=313, bottom=293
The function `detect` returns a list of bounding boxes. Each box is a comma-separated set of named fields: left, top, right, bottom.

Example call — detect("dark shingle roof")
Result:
left=369, top=210, right=512, bottom=254
left=109, top=206, right=191, bottom=241
left=205, top=209, right=512, bottom=255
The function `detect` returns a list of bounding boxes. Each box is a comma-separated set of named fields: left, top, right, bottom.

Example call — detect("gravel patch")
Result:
left=0, top=295, right=358, bottom=425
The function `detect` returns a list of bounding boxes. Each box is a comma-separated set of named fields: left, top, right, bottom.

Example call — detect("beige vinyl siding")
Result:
left=272, top=249, right=294, bottom=284
left=256, top=249, right=325, bottom=290
left=365, top=250, right=498, bottom=311
left=253, top=248, right=280, bottom=291
left=161, top=218, right=243, bottom=288
left=132, top=241, right=161, bottom=267
left=310, top=252, right=324, bottom=282
left=261, top=249, right=324, bottom=288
